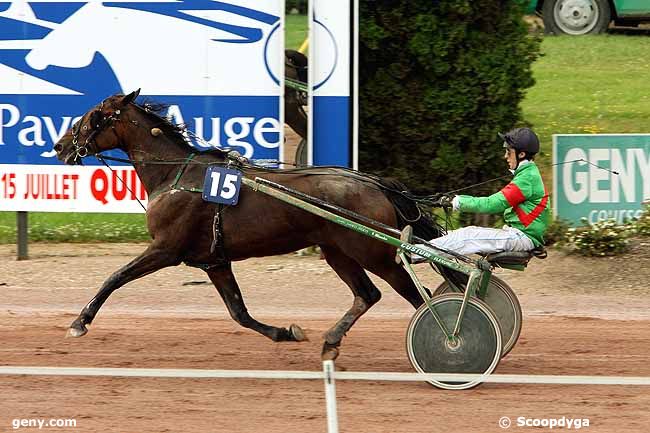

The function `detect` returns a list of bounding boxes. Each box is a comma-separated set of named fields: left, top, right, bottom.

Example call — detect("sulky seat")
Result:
left=484, top=246, right=547, bottom=268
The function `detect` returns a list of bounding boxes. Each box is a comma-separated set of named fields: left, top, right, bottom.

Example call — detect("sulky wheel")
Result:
left=406, top=293, right=502, bottom=390
left=432, top=276, right=522, bottom=357
left=295, top=138, right=308, bottom=167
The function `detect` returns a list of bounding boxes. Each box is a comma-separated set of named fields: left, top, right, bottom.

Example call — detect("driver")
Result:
left=417, top=127, right=550, bottom=256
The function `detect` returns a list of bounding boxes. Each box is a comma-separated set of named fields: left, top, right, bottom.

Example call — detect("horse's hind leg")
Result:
left=204, top=264, right=307, bottom=342
left=319, top=246, right=382, bottom=361
left=364, top=259, right=425, bottom=309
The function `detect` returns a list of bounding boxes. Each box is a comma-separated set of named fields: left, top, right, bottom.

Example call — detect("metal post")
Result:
left=307, top=0, right=314, bottom=166
left=17, top=211, right=28, bottom=260
left=323, top=360, right=339, bottom=433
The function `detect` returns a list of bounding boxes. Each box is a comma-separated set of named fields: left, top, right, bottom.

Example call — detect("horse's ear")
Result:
left=118, top=88, right=141, bottom=107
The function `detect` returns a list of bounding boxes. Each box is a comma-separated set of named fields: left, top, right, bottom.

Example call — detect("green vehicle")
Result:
left=527, top=0, right=650, bottom=35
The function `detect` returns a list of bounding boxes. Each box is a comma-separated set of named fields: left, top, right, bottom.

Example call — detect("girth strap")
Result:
left=210, top=203, right=229, bottom=264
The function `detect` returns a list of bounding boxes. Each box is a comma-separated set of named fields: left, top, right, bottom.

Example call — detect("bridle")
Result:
left=70, top=101, right=123, bottom=162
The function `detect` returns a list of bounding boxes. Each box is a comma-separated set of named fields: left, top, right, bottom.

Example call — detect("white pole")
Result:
left=323, top=360, right=339, bottom=433
left=352, top=0, right=359, bottom=170
left=279, top=0, right=286, bottom=167
left=307, top=0, right=314, bottom=166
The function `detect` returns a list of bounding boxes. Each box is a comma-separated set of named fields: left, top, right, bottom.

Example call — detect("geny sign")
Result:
left=553, top=134, right=650, bottom=226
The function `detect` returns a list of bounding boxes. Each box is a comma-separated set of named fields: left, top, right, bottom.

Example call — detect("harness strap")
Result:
left=209, top=204, right=230, bottom=265
left=171, top=153, right=196, bottom=189
left=147, top=153, right=202, bottom=202
left=169, top=153, right=230, bottom=267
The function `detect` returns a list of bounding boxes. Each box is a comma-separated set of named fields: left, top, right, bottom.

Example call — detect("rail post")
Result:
left=17, top=211, right=28, bottom=260
left=323, top=361, right=339, bottom=433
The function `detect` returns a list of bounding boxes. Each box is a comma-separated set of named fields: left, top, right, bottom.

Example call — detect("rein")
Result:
left=73, top=99, right=619, bottom=240
left=69, top=96, right=621, bottom=212
left=444, top=158, right=620, bottom=195
left=407, top=158, right=621, bottom=209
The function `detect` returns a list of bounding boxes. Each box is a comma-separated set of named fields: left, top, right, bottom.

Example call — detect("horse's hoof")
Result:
left=321, top=343, right=340, bottom=361
left=290, top=324, right=308, bottom=342
left=66, top=325, right=88, bottom=338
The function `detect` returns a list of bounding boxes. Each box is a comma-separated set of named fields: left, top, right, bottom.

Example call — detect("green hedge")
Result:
left=358, top=1, right=540, bottom=195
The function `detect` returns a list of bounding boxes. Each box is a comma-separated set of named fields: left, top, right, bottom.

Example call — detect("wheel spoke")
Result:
left=432, top=276, right=523, bottom=357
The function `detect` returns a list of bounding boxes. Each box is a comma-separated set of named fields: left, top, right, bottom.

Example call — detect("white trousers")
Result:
left=424, top=225, right=534, bottom=256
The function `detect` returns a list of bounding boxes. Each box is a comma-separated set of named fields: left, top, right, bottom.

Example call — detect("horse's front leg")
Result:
left=205, top=265, right=307, bottom=342
left=67, top=244, right=181, bottom=337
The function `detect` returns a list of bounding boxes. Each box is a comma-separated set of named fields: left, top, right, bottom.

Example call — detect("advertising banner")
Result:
left=309, top=0, right=356, bottom=167
left=0, top=164, right=147, bottom=213
left=0, top=0, right=284, bottom=212
left=553, top=134, right=650, bottom=225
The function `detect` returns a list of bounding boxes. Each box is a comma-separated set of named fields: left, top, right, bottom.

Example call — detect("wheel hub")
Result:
left=446, top=336, right=463, bottom=351
left=555, top=0, right=599, bottom=35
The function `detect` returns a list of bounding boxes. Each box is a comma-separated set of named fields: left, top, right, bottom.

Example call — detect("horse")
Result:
left=284, top=49, right=308, bottom=141
left=53, top=90, right=441, bottom=360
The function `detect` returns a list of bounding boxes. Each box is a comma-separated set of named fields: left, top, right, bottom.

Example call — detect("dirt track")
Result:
left=1, top=242, right=649, bottom=433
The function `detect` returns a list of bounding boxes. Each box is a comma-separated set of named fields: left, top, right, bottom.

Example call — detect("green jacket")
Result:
left=457, top=161, right=550, bottom=247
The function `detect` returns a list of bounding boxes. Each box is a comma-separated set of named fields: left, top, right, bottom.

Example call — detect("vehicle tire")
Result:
left=406, top=294, right=502, bottom=390
left=543, top=0, right=611, bottom=35
left=295, top=138, right=307, bottom=167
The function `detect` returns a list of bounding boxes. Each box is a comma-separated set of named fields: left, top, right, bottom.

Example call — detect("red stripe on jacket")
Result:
left=514, top=189, right=549, bottom=227
left=501, top=183, right=526, bottom=207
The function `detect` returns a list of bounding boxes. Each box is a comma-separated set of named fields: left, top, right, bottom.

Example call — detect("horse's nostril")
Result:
left=54, top=144, right=63, bottom=152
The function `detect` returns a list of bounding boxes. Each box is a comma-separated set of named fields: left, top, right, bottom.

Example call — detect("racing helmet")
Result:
left=499, top=127, right=540, bottom=155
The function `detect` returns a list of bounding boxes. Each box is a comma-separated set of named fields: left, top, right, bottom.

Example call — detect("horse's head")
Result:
left=285, top=49, right=308, bottom=83
left=54, top=89, right=140, bottom=165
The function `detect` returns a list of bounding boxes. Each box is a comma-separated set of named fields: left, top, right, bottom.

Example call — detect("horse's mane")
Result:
left=130, top=101, right=228, bottom=158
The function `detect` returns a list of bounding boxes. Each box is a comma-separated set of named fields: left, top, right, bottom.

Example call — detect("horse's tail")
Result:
left=377, top=177, right=469, bottom=289
left=376, top=177, right=443, bottom=241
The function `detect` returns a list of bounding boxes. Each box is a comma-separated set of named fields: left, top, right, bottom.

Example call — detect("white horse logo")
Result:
left=3, top=0, right=282, bottom=96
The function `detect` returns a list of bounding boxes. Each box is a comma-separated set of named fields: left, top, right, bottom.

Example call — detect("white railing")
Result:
left=1, top=363, right=649, bottom=433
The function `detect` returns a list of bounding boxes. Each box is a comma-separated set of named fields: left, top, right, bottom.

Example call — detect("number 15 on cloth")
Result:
left=202, top=166, right=242, bottom=205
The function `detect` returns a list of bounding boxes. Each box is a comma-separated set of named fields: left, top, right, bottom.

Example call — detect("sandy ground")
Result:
left=1, top=241, right=649, bottom=433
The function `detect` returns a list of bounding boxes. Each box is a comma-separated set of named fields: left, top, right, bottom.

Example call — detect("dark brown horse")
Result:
left=54, top=90, right=440, bottom=360
left=284, top=49, right=308, bottom=140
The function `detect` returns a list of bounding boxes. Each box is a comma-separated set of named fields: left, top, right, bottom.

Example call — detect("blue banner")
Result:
left=0, top=1, right=283, bottom=166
